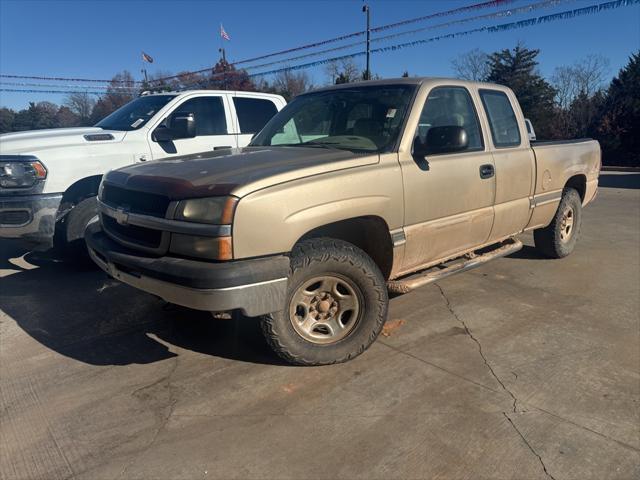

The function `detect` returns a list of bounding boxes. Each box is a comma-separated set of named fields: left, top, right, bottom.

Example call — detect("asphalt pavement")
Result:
left=1, top=172, right=639, bottom=480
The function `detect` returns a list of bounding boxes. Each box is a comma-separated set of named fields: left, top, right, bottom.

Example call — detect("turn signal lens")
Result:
left=169, top=234, right=233, bottom=260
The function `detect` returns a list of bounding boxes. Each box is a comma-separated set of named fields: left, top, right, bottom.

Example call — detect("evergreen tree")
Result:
left=0, top=107, right=15, bottom=133
left=487, top=44, right=556, bottom=139
left=597, top=52, right=640, bottom=166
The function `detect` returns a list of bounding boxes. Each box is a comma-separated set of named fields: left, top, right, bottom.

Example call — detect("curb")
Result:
left=601, top=166, right=640, bottom=172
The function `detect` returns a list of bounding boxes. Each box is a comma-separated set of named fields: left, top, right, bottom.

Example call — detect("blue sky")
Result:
left=0, top=0, right=638, bottom=109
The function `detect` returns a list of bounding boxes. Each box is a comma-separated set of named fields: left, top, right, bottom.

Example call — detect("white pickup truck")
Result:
left=0, top=90, right=286, bottom=252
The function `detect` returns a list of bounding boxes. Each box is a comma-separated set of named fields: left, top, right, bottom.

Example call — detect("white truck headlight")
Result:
left=174, top=196, right=238, bottom=224
left=0, top=158, right=47, bottom=188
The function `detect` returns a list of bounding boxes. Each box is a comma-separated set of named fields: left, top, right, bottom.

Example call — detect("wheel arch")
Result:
left=295, top=215, right=394, bottom=280
left=60, top=175, right=102, bottom=205
left=564, top=174, right=587, bottom=202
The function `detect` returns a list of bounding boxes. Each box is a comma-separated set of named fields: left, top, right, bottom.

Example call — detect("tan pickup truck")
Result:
left=86, top=78, right=600, bottom=365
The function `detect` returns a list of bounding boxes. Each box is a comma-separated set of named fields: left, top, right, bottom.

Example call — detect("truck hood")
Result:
left=0, top=127, right=127, bottom=155
left=104, top=146, right=379, bottom=199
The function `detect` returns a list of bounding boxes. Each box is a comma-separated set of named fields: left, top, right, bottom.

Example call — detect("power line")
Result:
left=0, top=74, right=131, bottom=84
left=151, top=0, right=565, bottom=87
left=0, top=81, right=137, bottom=90
left=244, top=0, right=637, bottom=78
left=241, top=0, right=572, bottom=72
left=0, top=0, right=516, bottom=86
left=147, top=0, right=520, bottom=84
left=0, top=88, right=107, bottom=95
left=234, top=0, right=517, bottom=66
left=3, top=0, right=636, bottom=96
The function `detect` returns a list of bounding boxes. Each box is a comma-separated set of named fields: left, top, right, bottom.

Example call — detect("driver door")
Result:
left=399, top=85, right=496, bottom=273
left=148, top=95, right=236, bottom=159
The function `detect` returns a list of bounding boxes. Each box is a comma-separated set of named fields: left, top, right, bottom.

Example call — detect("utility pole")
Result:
left=362, top=3, right=370, bottom=80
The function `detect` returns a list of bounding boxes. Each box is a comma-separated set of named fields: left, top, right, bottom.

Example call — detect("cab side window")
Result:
left=416, top=86, right=483, bottom=152
left=233, top=97, right=278, bottom=134
left=171, top=97, right=227, bottom=136
left=480, top=90, right=521, bottom=147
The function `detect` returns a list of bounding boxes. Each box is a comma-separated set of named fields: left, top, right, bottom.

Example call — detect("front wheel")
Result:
left=53, top=196, right=98, bottom=261
left=260, top=238, right=388, bottom=366
left=534, top=188, right=582, bottom=258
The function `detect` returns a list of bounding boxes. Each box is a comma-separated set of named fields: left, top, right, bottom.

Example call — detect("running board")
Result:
left=387, top=238, right=523, bottom=294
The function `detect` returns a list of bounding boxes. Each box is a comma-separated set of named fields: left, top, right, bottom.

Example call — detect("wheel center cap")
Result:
left=318, top=300, right=331, bottom=313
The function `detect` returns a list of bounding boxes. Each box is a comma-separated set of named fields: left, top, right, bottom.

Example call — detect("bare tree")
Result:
left=273, top=69, right=312, bottom=100
left=552, top=54, right=610, bottom=107
left=552, top=65, right=575, bottom=109
left=574, top=54, right=611, bottom=96
left=324, top=58, right=360, bottom=84
left=451, top=49, right=490, bottom=81
left=64, top=92, right=95, bottom=124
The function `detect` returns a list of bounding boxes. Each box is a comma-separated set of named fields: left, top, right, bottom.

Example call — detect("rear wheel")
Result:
left=260, top=238, right=388, bottom=366
left=534, top=188, right=582, bottom=258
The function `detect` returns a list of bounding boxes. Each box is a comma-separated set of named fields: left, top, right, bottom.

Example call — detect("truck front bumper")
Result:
left=85, top=222, right=289, bottom=317
left=0, top=193, right=63, bottom=250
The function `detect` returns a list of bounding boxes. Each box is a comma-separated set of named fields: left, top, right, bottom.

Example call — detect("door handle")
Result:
left=479, top=164, right=495, bottom=179
left=213, top=146, right=232, bottom=150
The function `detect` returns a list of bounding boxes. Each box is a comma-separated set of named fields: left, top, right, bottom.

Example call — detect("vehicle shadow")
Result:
left=507, top=244, right=547, bottom=260
left=598, top=172, right=640, bottom=189
left=0, top=242, right=286, bottom=367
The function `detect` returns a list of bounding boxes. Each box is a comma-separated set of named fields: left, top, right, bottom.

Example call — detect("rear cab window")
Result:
left=479, top=89, right=521, bottom=148
left=233, top=97, right=278, bottom=134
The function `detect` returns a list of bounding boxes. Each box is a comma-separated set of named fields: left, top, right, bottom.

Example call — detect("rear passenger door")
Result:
left=479, top=89, right=535, bottom=242
left=149, top=95, right=236, bottom=159
left=399, top=85, right=496, bottom=273
left=230, top=96, right=280, bottom=147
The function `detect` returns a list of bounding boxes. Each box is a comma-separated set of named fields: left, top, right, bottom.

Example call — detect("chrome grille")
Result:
left=102, top=215, right=163, bottom=249
left=102, top=183, right=170, bottom=218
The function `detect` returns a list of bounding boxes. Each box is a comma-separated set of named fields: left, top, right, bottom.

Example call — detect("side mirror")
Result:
left=413, top=126, right=468, bottom=157
left=169, top=112, right=196, bottom=139
left=152, top=125, right=174, bottom=142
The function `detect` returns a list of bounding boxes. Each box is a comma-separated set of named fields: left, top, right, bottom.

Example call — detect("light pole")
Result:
left=362, top=3, right=370, bottom=80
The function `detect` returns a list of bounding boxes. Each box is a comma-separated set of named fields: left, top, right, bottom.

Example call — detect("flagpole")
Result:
left=140, top=52, right=149, bottom=91
left=218, top=23, right=227, bottom=91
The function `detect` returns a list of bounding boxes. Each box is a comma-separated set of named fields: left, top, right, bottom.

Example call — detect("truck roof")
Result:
left=308, top=77, right=507, bottom=93
left=141, top=89, right=285, bottom=100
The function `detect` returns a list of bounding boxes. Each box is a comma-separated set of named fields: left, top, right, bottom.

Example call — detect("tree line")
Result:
left=451, top=46, right=639, bottom=166
left=1, top=46, right=638, bottom=166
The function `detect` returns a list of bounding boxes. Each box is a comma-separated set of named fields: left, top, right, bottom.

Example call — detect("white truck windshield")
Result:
left=95, top=95, right=176, bottom=131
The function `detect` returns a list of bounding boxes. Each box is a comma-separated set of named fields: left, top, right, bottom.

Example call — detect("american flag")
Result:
left=141, top=52, right=154, bottom=63
left=220, top=24, right=230, bottom=41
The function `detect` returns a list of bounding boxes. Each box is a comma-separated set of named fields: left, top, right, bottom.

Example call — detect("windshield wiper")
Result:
left=269, top=143, right=340, bottom=150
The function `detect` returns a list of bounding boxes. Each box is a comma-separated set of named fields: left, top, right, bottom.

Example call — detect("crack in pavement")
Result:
left=504, top=412, right=557, bottom=480
left=117, top=355, right=179, bottom=479
left=434, top=283, right=520, bottom=414
left=435, top=283, right=558, bottom=480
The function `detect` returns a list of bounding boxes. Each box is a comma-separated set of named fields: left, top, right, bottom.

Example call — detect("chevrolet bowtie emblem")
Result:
left=114, top=206, right=130, bottom=226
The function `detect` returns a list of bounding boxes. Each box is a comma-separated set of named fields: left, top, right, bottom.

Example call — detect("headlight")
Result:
left=174, top=196, right=238, bottom=224
left=0, top=158, right=47, bottom=188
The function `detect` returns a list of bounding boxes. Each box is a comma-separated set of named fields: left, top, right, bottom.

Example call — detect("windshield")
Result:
left=95, top=95, right=176, bottom=131
left=251, top=85, right=416, bottom=153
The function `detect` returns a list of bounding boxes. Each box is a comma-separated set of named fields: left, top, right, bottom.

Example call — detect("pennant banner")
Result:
left=3, top=0, right=637, bottom=93
left=242, top=0, right=572, bottom=72
left=234, top=0, right=516, bottom=66
left=245, top=0, right=639, bottom=79
left=0, top=88, right=109, bottom=95
left=0, top=81, right=136, bottom=90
